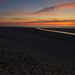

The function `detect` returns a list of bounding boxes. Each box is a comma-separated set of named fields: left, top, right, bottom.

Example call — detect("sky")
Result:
left=0, top=0, right=75, bottom=27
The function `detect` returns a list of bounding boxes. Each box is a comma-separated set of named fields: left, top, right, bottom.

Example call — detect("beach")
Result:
left=0, top=27, right=75, bottom=75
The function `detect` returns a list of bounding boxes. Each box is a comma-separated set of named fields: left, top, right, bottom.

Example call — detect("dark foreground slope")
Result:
left=0, top=37, right=75, bottom=75
left=11, top=27, right=75, bottom=43
left=0, top=27, right=75, bottom=75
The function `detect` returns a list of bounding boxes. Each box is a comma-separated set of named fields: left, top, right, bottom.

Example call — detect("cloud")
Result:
left=0, top=12, right=23, bottom=16
left=11, top=18, right=29, bottom=21
left=0, top=19, right=75, bottom=26
left=11, top=17, right=43, bottom=21
left=0, top=17, right=50, bottom=23
left=25, top=19, right=75, bottom=23
left=11, top=18, right=59, bottom=22
left=25, top=13, right=58, bottom=16
left=0, top=12, right=58, bottom=16
left=1, top=16, right=75, bottom=24
left=23, top=19, right=75, bottom=25
left=0, top=17, right=60, bottom=22
left=35, top=2, right=75, bottom=13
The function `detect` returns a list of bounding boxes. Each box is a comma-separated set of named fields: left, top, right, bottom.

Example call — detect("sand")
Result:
left=0, top=27, right=75, bottom=75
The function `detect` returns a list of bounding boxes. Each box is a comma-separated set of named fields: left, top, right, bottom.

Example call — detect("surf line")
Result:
left=36, top=27, right=75, bottom=36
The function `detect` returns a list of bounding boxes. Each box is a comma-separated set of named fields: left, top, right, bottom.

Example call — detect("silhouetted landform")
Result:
left=10, top=27, right=75, bottom=43
left=0, top=27, right=75, bottom=75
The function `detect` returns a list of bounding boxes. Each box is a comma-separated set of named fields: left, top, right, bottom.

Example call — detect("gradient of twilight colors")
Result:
left=0, top=0, right=75, bottom=27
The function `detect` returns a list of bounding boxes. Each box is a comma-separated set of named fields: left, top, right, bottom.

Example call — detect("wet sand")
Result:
left=0, top=27, right=75, bottom=75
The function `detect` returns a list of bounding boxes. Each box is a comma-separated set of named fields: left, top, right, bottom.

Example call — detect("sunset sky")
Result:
left=0, top=0, right=75, bottom=27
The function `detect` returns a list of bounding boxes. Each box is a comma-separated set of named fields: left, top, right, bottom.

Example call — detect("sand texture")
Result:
left=0, top=27, right=75, bottom=75
left=0, top=37, right=75, bottom=75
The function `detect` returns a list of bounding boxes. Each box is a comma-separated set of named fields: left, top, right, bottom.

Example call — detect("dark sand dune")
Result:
left=0, top=27, right=75, bottom=75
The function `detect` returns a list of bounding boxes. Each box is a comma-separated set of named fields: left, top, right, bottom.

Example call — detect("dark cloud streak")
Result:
left=35, top=2, right=75, bottom=13
left=25, top=20, right=75, bottom=23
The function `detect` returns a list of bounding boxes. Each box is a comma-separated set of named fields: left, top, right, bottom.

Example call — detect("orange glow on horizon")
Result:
left=0, top=22, right=75, bottom=26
